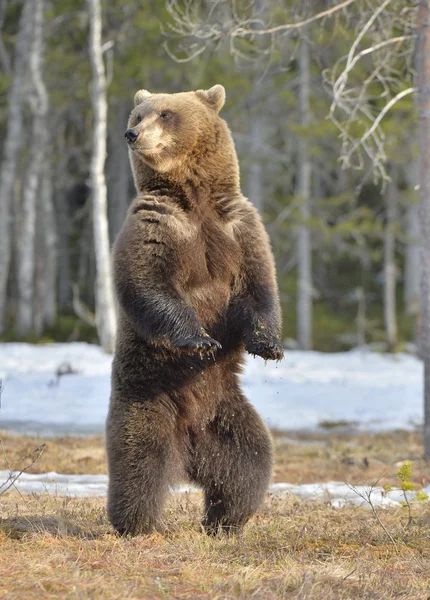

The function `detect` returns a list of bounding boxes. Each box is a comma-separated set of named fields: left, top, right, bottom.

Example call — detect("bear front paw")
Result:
left=246, top=339, right=284, bottom=361
left=174, top=335, right=222, bottom=354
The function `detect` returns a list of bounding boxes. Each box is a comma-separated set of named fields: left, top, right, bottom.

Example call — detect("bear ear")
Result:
left=134, top=89, right=152, bottom=107
left=195, top=84, right=226, bottom=113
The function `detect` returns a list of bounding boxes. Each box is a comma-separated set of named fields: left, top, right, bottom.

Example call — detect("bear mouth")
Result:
left=129, top=142, right=160, bottom=152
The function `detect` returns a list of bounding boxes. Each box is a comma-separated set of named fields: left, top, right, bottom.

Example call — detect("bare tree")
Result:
left=325, top=0, right=416, bottom=181
left=165, top=0, right=359, bottom=62
left=166, top=0, right=415, bottom=183
left=417, top=0, right=430, bottom=456
left=0, top=0, right=33, bottom=333
left=15, top=0, right=48, bottom=336
left=87, top=0, right=117, bottom=353
left=296, top=33, right=312, bottom=350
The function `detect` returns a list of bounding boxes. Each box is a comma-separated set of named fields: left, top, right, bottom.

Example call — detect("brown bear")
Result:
left=106, top=84, right=283, bottom=536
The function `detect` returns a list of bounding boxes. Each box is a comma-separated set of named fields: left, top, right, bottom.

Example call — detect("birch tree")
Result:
left=16, top=0, right=48, bottom=336
left=87, top=0, right=117, bottom=353
left=0, top=0, right=33, bottom=333
left=296, top=34, right=312, bottom=350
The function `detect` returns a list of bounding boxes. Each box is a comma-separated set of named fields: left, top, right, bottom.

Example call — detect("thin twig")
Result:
left=346, top=481, right=399, bottom=554
left=346, top=87, right=416, bottom=157
left=402, top=488, right=414, bottom=527
left=0, top=443, right=46, bottom=496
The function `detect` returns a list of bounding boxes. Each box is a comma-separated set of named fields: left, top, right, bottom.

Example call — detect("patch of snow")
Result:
left=269, top=481, right=413, bottom=508
left=1, top=470, right=428, bottom=508
left=0, top=471, right=109, bottom=498
left=0, top=343, right=423, bottom=435
left=0, top=343, right=112, bottom=435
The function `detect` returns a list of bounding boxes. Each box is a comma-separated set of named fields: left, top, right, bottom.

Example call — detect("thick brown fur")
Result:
left=106, top=85, right=283, bottom=536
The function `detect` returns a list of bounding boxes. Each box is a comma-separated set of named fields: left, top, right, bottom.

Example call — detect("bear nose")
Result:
left=125, top=128, right=138, bottom=144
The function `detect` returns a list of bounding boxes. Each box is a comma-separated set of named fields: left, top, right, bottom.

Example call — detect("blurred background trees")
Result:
left=0, top=0, right=421, bottom=354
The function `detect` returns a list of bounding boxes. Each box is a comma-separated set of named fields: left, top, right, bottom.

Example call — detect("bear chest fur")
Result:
left=120, top=191, right=243, bottom=333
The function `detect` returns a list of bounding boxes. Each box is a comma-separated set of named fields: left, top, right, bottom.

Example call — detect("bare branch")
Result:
left=346, top=481, right=399, bottom=554
left=163, top=39, right=206, bottom=63
left=234, top=0, right=359, bottom=36
left=164, top=0, right=361, bottom=63
left=0, top=442, right=46, bottom=497
left=348, top=87, right=416, bottom=156
left=324, top=0, right=417, bottom=180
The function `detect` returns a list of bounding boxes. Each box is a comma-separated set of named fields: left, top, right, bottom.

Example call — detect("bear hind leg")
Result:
left=106, top=399, right=182, bottom=536
left=188, top=397, right=273, bottom=535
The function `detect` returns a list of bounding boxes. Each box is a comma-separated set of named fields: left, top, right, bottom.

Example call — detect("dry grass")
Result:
left=1, top=430, right=430, bottom=598
left=0, top=433, right=106, bottom=475
left=1, top=429, right=429, bottom=487
left=1, top=492, right=430, bottom=599
left=272, top=429, right=430, bottom=487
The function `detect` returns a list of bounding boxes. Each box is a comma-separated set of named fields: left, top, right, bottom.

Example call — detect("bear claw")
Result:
left=246, top=340, right=284, bottom=361
left=175, top=335, right=222, bottom=354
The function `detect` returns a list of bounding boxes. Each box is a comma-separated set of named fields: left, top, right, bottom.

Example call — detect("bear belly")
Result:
left=112, top=325, right=243, bottom=429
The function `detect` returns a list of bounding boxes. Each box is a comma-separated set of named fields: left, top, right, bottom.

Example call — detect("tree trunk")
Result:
left=33, top=164, right=57, bottom=335
left=296, top=34, right=312, bottom=351
left=16, top=0, right=48, bottom=336
left=87, top=0, right=116, bottom=353
left=0, top=0, right=33, bottom=332
left=107, top=101, right=132, bottom=241
left=418, top=0, right=430, bottom=457
left=56, top=188, right=71, bottom=309
left=404, top=163, right=420, bottom=331
left=33, top=205, right=45, bottom=337
left=247, top=114, right=263, bottom=214
left=0, top=0, right=11, bottom=77
left=383, top=168, right=398, bottom=352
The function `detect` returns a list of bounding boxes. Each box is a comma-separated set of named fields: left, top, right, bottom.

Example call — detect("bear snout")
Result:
left=125, top=128, right=139, bottom=144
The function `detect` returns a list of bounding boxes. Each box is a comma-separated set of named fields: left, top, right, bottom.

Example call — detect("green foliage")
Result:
left=396, top=461, right=412, bottom=484
left=0, top=316, right=98, bottom=345
left=414, top=490, right=429, bottom=502
left=394, top=461, right=429, bottom=506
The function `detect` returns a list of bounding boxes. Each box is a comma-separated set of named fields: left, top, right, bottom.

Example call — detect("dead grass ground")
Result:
left=1, top=492, right=430, bottom=599
left=1, top=430, right=430, bottom=599
left=1, top=429, right=428, bottom=487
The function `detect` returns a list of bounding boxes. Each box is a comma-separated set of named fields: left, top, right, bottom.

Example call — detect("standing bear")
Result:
left=106, top=84, right=284, bottom=536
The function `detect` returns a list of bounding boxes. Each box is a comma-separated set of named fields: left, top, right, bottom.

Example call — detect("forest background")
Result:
left=0, top=0, right=419, bottom=353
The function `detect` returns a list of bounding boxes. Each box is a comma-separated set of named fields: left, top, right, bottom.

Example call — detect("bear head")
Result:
left=125, top=85, right=228, bottom=176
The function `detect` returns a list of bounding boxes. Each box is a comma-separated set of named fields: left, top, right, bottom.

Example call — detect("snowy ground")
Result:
left=0, top=342, right=423, bottom=435
left=0, top=469, right=428, bottom=507
left=0, top=343, right=425, bottom=505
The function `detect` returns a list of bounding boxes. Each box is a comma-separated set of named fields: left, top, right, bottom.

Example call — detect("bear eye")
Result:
left=160, top=111, right=171, bottom=121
